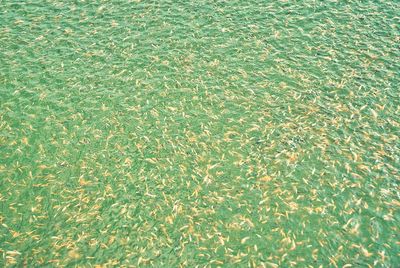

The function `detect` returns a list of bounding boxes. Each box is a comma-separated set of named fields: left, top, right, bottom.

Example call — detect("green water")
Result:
left=1, top=1, right=399, bottom=266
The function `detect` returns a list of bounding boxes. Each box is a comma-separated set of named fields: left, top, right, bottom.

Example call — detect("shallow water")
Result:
left=1, top=1, right=399, bottom=266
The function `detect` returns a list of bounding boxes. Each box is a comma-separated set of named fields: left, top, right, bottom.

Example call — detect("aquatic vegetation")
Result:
left=0, top=0, right=399, bottom=266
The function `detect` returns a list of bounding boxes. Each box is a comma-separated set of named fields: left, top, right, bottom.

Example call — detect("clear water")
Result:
left=0, top=1, right=399, bottom=266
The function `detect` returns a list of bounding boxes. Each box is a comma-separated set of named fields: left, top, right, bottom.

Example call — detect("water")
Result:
left=1, top=1, right=399, bottom=266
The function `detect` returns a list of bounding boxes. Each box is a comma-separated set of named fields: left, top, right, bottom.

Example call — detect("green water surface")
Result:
left=1, top=1, right=399, bottom=267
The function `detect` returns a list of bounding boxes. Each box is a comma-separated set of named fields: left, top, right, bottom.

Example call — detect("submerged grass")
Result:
left=0, top=0, right=399, bottom=267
